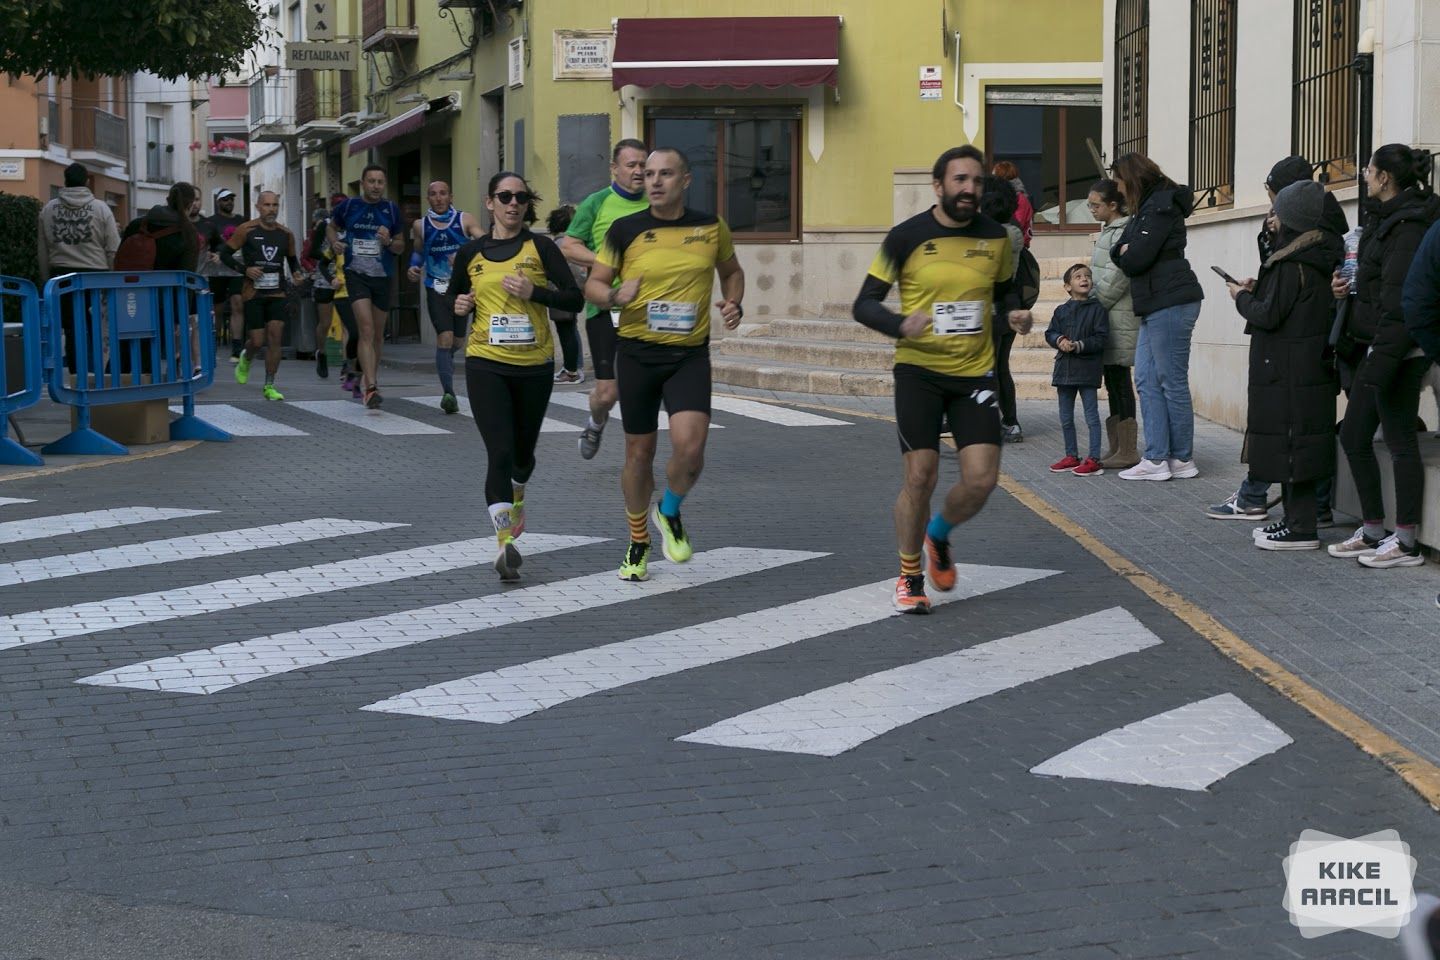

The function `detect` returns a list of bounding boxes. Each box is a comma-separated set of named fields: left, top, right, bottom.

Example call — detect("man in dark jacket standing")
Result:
left=1402, top=217, right=1440, bottom=365
left=1227, top=181, right=1340, bottom=550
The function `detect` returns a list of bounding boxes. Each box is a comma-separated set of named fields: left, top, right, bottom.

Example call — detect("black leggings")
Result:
left=466, top=358, right=554, bottom=505
left=1339, top=356, right=1431, bottom=526
left=1103, top=364, right=1137, bottom=419
left=551, top=311, right=582, bottom=372
left=996, top=330, right=1018, bottom=427
left=336, top=299, right=359, bottom=361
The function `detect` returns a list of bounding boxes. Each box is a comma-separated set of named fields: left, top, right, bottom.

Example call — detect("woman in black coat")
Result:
left=1333, top=144, right=1440, bottom=568
left=1227, top=181, right=1340, bottom=550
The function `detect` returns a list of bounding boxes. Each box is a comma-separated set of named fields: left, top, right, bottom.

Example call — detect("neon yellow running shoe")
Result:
left=510, top=499, right=525, bottom=538
left=262, top=384, right=284, bottom=401
left=234, top=352, right=251, bottom=384
left=653, top=505, right=692, bottom=563
left=618, top=540, right=650, bottom=582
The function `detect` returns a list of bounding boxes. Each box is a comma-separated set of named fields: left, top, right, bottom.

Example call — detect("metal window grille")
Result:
left=1114, top=0, right=1149, bottom=160
left=1189, top=0, right=1237, bottom=208
left=1293, top=0, right=1357, bottom=184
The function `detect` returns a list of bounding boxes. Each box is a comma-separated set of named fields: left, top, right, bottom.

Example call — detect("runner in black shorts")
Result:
left=221, top=191, right=304, bottom=401
left=407, top=180, right=481, bottom=413
left=854, top=145, right=1033, bottom=614
left=584, top=147, right=745, bottom=583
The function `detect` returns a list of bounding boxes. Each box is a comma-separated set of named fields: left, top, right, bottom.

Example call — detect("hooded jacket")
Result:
left=1090, top=215, right=1137, bottom=365
left=1234, top=229, right=1339, bottom=484
left=1108, top=185, right=1205, bottom=315
left=1348, top=187, right=1440, bottom=388
left=122, top=205, right=200, bottom=271
left=38, top=186, right=120, bottom=274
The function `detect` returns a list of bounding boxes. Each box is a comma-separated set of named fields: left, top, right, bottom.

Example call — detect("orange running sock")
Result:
left=627, top=510, right=650, bottom=544
left=899, top=551, right=922, bottom=577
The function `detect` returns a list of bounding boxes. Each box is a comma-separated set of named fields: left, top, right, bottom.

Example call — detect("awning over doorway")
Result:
left=348, top=95, right=457, bottom=155
left=610, top=17, right=841, bottom=91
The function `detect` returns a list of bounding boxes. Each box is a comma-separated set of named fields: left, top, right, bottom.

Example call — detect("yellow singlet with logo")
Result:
left=461, top=234, right=554, bottom=366
left=866, top=211, right=1015, bottom=378
left=596, top=209, right=735, bottom=348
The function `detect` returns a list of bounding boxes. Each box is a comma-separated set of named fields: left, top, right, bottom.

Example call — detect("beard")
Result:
left=940, top=190, right=976, bottom=223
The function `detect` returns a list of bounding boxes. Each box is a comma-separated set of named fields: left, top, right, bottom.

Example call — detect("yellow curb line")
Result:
left=0, top=441, right=200, bottom=484
left=726, top=389, right=1440, bottom=810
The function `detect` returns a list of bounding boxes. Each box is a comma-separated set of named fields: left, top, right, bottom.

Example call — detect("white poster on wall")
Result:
left=920, top=66, right=943, bottom=100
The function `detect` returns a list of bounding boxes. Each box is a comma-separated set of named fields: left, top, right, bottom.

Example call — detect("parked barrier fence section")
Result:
left=0, top=277, right=44, bottom=466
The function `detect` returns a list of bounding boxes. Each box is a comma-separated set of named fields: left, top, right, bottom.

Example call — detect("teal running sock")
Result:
left=926, top=513, right=955, bottom=543
left=436, top=348, right=454, bottom=394
left=660, top=488, right=685, bottom=518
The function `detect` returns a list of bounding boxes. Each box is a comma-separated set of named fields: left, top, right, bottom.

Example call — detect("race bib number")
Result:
left=431, top=277, right=449, bottom=294
left=253, top=272, right=280, bottom=290
left=351, top=237, right=381, bottom=257
left=932, top=300, right=985, bottom=336
left=489, top=314, right=536, bottom=346
left=646, top=300, right=698, bottom=334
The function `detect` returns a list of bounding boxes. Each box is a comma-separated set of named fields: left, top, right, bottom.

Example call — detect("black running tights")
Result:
left=466, top=358, right=554, bottom=505
left=996, top=330, right=1018, bottom=427
left=1339, top=356, right=1430, bottom=526
left=1103, top=364, right=1136, bottom=420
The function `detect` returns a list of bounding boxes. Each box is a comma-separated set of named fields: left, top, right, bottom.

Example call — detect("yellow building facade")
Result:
left=327, top=0, right=1101, bottom=326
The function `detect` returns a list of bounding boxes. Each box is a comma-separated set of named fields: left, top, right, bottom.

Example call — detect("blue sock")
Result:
left=436, top=348, right=454, bottom=394
left=927, top=513, right=955, bottom=543
left=660, top=488, right=686, bottom=518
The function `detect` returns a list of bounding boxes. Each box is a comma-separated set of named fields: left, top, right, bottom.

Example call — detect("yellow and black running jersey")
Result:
left=450, top=229, right=584, bottom=366
left=595, top=209, right=736, bottom=348
left=856, top=209, right=1016, bottom=378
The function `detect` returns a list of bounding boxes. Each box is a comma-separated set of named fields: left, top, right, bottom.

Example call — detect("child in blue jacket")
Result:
left=1045, top=264, right=1110, bottom=475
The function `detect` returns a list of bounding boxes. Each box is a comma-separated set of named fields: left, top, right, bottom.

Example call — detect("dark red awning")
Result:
left=611, top=17, right=840, bottom=91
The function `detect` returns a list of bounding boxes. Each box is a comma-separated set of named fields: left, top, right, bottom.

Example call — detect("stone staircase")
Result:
left=713, top=256, right=1081, bottom=398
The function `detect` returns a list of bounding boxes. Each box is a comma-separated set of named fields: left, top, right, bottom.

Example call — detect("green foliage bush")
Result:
left=0, top=192, right=41, bottom=323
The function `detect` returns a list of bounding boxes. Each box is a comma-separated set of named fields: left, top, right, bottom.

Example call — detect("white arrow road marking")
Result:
left=1030, top=693, right=1292, bottom=791
left=678, top=607, right=1163, bottom=757
left=4, top=534, right=602, bottom=651
left=378, top=563, right=1059, bottom=724
left=289, top=400, right=450, bottom=435
left=0, top=518, right=401, bottom=587
left=0, top=508, right=213, bottom=546
left=167, top=404, right=309, bottom=436
left=83, top=547, right=823, bottom=696
left=400, top=396, right=579, bottom=432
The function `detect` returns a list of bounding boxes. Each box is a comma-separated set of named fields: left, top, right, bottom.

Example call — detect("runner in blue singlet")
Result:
left=407, top=180, right=482, bottom=414
left=328, top=164, right=404, bottom=409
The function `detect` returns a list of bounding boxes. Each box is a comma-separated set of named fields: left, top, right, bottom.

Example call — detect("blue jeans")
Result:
left=1058, top=386, right=1102, bottom=459
left=1238, top=476, right=1334, bottom=514
left=1133, top=301, right=1201, bottom=462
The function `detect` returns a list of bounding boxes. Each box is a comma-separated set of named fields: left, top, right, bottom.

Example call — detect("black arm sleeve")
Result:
left=852, top=274, right=905, bottom=338
left=449, top=243, right=476, bottom=301
left=218, top=237, right=243, bottom=273
left=529, top=236, right=585, bottom=312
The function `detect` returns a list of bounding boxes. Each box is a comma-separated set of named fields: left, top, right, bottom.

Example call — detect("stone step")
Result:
left=713, top=336, right=893, bottom=372
left=736, top=317, right=892, bottom=346
left=710, top=355, right=1071, bottom=400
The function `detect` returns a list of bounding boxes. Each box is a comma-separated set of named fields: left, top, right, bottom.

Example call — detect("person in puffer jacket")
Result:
left=1108, top=152, right=1206, bottom=482
left=1333, top=144, right=1440, bottom=569
left=1087, top=178, right=1139, bottom=468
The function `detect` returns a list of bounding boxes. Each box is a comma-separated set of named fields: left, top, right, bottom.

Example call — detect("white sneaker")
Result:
left=1118, top=459, right=1172, bottom=481
left=1357, top=534, right=1425, bottom=569
left=1166, top=459, right=1199, bottom=479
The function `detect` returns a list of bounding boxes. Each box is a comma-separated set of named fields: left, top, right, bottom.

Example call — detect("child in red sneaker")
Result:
left=1046, top=264, right=1109, bottom=476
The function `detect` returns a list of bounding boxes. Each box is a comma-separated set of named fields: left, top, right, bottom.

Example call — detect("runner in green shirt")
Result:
left=559, top=138, right=649, bottom=460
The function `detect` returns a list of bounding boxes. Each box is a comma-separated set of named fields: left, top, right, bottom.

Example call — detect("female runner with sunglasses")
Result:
left=451, top=172, right=586, bottom=580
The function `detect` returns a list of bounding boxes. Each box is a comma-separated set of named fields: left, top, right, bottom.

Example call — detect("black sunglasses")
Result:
left=492, top=190, right=532, bottom=205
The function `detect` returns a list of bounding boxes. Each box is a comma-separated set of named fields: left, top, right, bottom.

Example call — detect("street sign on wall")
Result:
left=306, top=1, right=336, bottom=41
left=285, top=42, right=359, bottom=71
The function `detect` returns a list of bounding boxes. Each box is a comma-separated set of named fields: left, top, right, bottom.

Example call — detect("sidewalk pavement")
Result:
left=712, top=384, right=1440, bottom=773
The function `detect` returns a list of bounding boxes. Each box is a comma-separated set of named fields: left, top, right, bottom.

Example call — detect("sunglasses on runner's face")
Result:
left=492, top=191, right=532, bottom=205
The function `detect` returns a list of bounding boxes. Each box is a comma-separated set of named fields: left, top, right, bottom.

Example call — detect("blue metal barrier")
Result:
left=1, top=277, right=44, bottom=466
left=42, top=271, right=231, bottom=455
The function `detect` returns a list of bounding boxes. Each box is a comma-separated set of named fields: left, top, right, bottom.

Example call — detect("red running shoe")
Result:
left=892, top=575, right=932, bottom=614
left=1049, top=455, right=1082, bottom=473
left=1072, top=457, right=1105, bottom=477
left=924, top=535, right=956, bottom=592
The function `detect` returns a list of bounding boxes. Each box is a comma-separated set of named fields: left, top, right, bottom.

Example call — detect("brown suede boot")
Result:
left=1102, top=418, right=1141, bottom=469
left=1101, top=415, right=1120, bottom=461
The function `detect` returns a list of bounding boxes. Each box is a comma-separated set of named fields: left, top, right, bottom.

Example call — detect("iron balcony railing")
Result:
left=296, top=70, right=342, bottom=126
left=72, top=107, right=126, bottom=158
left=1113, top=0, right=1149, bottom=161
left=1293, top=0, right=1358, bottom=184
left=248, top=70, right=293, bottom=131
left=1189, top=0, right=1237, bottom=208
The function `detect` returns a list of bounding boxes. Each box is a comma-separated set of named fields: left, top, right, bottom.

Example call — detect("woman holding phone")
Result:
left=1108, top=153, right=1206, bottom=481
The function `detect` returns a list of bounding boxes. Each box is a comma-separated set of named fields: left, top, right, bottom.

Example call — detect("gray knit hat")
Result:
left=1273, top=180, right=1325, bottom=233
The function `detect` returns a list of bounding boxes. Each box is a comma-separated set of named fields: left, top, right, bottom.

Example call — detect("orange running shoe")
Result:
left=892, top=574, right=932, bottom=614
left=924, top=535, right=956, bottom=592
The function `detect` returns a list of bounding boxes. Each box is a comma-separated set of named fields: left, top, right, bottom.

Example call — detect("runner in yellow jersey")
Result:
left=450, top=172, right=585, bottom=581
left=853, top=145, right=1034, bottom=614
left=584, top=148, right=745, bottom=582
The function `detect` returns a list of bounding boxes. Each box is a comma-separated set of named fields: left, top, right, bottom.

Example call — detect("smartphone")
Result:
left=1210, top=265, right=1240, bottom=285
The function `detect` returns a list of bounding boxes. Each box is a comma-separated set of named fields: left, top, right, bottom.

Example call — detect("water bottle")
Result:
left=1340, top=227, right=1361, bottom=292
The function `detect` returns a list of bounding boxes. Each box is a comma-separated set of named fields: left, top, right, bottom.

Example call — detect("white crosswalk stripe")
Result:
left=82, top=547, right=824, bottom=695
left=0, top=507, right=214, bottom=546
left=708, top=396, right=851, bottom=427
left=288, top=400, right=450, bottom=435
left=0, top=518, right=401, bottom=587
left=400, top=396, right=580, bottom=432
left=544, top=392, right=726, bottom=430
left=4, top=533, right=602, bottom=650
left=167, top=403, right=309, bottom=436
left=677, top=607, right=1163, bottom=757
left=0, top=498, right=36, bottom=507
left=373, top=563, right=1059, bottom=724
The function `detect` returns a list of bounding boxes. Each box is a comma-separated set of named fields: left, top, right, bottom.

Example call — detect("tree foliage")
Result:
left=0, top=0, right=270, bottom=80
